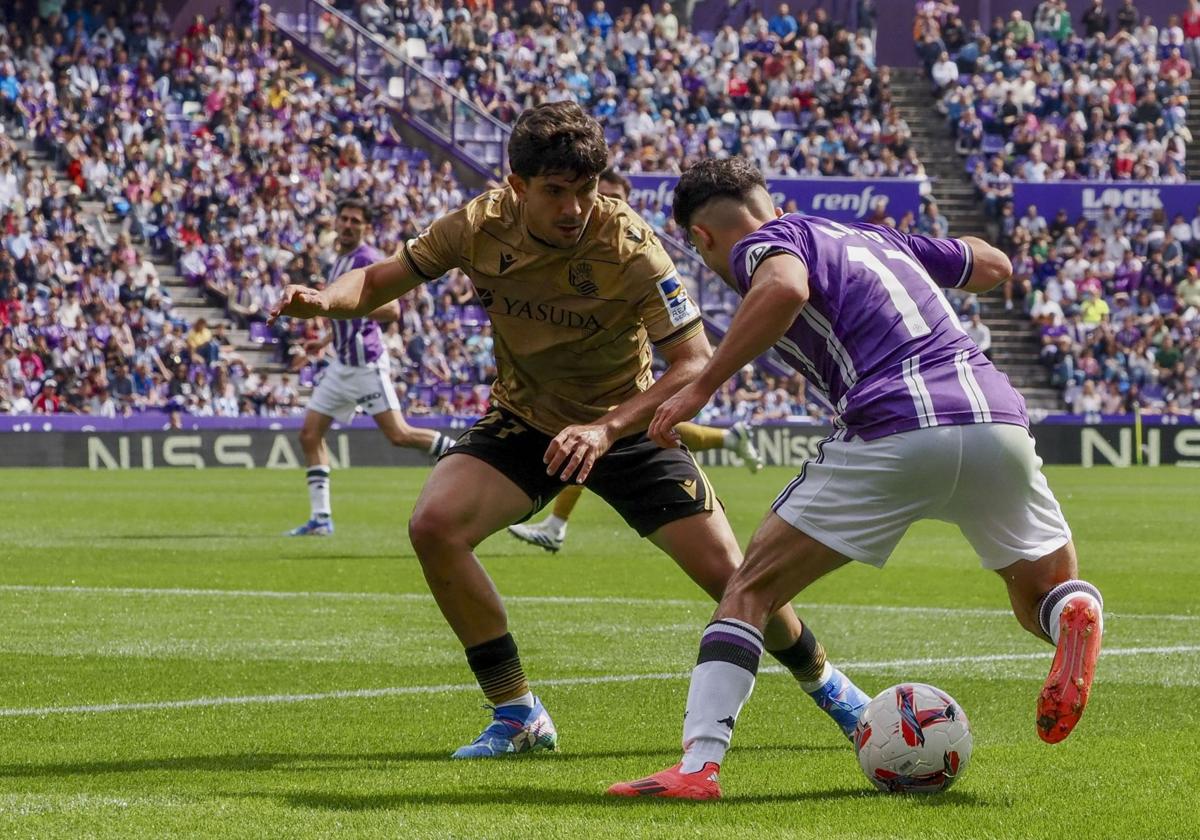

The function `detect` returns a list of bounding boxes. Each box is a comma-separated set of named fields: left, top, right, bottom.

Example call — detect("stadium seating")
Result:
left=333, top=0, right=916, bottom=180
left=913, top=2, right=1199, bottom=417
left=916, top=1, right=1191, bottom=187
left=0, top=4, right=498, bottom=419
left=1016, top=206, right=1200, bottom=416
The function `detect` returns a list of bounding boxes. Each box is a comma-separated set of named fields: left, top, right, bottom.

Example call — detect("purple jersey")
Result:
left=328, top=243, right=386, bottom=367
left=730, top=216, right=1028, bottom=440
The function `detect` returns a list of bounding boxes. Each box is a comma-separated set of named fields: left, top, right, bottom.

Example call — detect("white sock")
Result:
left=721, top=428, right=737, bottom=450
left=496, top=691, right=535, bottom=709
left=542, top=514, right=568, bottom=537
left=1039, top=580, right=1104, bottom=643
left=679, top=619, right=763, bottom=773
left=306, top=466, right=331, bottom=519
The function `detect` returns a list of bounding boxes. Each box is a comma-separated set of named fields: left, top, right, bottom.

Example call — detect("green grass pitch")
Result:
left=0, top=466, right=1197, bottom=838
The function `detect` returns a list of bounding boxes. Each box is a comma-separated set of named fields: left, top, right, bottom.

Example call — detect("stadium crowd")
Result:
left=0, top=0, right=488, bottom=417
left=5, top=0, right=1194, bottom=422
left=911, top=2, right=1200, bottom=417
left=1005, top=202, right=1200, bottom=416
left=327, top=0, right=919, bottom=183
left=0, top=0, right=850, bottom=423
left=916, top=0, right=1194, bottom=186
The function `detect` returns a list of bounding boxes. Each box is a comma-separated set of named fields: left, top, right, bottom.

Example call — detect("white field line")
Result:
left=0, top=584, right=1195, bottom=622
left=1, top=645, right=1197, bottom=719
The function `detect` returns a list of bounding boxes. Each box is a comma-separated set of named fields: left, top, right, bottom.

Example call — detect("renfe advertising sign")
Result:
left=627, top=175, right=924, bottom=222
left=1013, top=181, right=1200, bottom=222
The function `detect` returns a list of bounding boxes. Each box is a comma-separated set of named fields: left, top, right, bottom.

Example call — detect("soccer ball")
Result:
left=852, top=683, right=972, bottom=794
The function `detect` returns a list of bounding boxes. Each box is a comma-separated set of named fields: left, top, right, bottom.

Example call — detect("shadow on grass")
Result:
left=280, top=786, right=991, bottom=810
left=0, top=744, right=844, bottom=780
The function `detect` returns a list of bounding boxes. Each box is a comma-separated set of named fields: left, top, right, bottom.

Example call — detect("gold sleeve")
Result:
left=402, top=207, right=467, bottom=280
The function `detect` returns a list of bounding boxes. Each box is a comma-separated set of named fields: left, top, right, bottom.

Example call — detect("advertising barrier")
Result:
left=1012, top=181, right=1200, bottom=222
left=627, top=175, right=924, bottom=223
left=1, top=419, right=1197, bottom=469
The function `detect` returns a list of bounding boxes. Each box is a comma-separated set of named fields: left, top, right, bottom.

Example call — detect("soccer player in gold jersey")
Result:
left=507, top=167, right=763, bottom=553
left=272, top=103, right=857, bottom=759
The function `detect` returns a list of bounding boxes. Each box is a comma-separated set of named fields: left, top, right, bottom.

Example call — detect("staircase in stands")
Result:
left=1187, top=83, right=1200, bottom=181
left=12, top=135, right=297, bottom=393
left=892, top=67, right=1061, bottom=413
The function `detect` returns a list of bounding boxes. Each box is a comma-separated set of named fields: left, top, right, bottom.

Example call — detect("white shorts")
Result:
left=772, top=423, right=1071, bottom=570
left=307, top=361, right=400, bottom=424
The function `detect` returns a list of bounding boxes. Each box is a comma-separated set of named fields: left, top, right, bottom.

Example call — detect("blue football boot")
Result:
left=452, top=697, right=558, bottom=759
left=285, top=517, right=334, bottom=536
left=808, top=666, right=870, bottom=740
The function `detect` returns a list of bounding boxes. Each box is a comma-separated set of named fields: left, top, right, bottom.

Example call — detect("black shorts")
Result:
left=444, top=406, right=718, bottom=537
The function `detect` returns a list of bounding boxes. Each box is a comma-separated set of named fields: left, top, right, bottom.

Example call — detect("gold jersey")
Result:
left=402, top=187, right=703, bottom=434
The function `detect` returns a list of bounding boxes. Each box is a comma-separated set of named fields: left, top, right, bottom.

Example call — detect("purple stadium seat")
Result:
left=460, top=305, right=487, bottom=326
left=249, top=322, right=278, bottom=344
left=299, top=366, right=315, bottom=388
left=981, top=134, right=1005, bottom=154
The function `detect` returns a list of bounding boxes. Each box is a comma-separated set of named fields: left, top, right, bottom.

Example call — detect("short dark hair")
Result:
left=672, top=157, right=768, bottom=231
left=508, top=102, right=607, bottom=181
left=599, top=167, right=632, bottom=197
left=336, top=195, right=372, bottom=223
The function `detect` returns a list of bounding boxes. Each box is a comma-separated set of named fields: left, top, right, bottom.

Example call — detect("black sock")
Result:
left=464, top=632, right=530, bottom=705
left=768, top=622, right=828, bottom=688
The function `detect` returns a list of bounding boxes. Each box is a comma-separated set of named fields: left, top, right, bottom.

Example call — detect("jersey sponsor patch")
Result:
left=656, top=276, right=699, bottom=327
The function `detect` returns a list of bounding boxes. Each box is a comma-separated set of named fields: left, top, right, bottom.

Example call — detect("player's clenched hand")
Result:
left=650, top=383, right=711, bottom=448
left=544, top=422, right=613, bottom=484
left=268, top=285, right=328, bottom=325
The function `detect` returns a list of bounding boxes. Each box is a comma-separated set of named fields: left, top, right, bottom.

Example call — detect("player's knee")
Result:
left=407, top=506, right=458, bottom=558
left=298, top=426, right=322, bottom=450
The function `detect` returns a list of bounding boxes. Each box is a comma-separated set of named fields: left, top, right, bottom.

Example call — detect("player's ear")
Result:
left=506, top=173, right=527, bottom=199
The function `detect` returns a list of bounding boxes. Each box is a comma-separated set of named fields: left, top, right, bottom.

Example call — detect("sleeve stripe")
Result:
left=955, top=239, right=974, bottom=288
left=401, top=246, right=436, bottom=281
left=653, top=319, right=704, bottom=350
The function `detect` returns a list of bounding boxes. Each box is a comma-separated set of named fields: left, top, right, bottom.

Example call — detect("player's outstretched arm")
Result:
left=366, top=300, right=402, bottom=323
left=958, top=236, right=1013, bottom=294
left=649, top=254, right=809, bottom=448
left=268, top=253, right=425, bottom=324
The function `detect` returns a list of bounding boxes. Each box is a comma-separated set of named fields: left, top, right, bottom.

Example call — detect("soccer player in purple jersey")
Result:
left=609, top=158, right=1104, bottom=800
left=286, top=196, right=453, bottom=536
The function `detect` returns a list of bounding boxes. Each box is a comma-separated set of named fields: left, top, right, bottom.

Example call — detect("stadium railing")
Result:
left=268, top=0, right=511, bottom=180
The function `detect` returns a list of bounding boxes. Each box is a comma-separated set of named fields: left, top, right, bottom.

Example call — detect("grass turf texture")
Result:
left=0, top=466, right=1197, bottom=839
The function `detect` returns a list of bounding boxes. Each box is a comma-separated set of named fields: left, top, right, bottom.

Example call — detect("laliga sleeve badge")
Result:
left=656, top=276, right=699, bottom=327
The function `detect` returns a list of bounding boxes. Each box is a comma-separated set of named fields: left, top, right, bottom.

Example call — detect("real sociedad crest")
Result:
left=569, top=262, right=599, bottom=296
